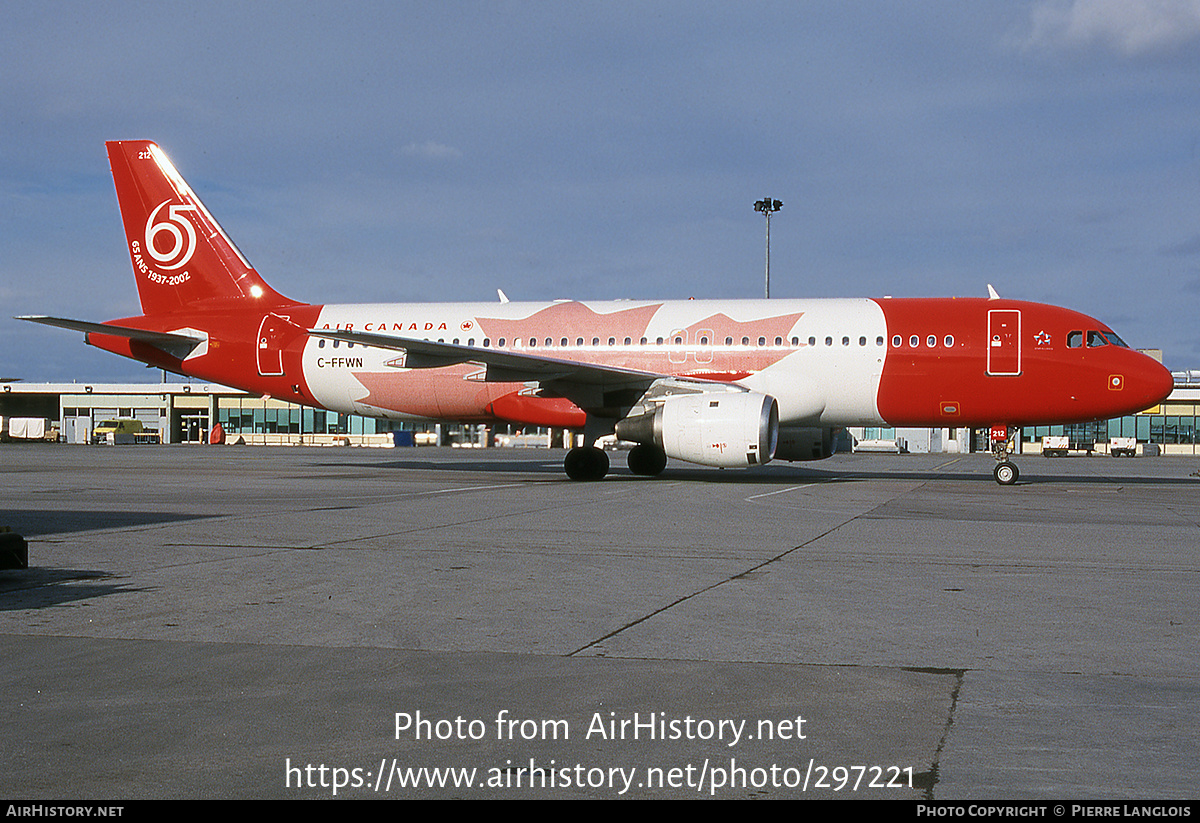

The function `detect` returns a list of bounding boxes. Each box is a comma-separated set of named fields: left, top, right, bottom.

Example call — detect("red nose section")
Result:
left=1096, top=350, right=1173, bottom=421
left=1138, top=356, right=1175, bottom=411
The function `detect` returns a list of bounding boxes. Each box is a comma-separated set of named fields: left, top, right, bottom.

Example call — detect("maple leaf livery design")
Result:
left=21, top=142, right=1173, bottom=484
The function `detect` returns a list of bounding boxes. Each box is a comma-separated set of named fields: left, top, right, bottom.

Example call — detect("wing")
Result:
left=306, top=328, right=742, bottom=413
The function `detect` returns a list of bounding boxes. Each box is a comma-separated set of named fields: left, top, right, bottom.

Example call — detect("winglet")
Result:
left=498, top=289, right=510, bottom=304
left=987, top=284, right=1001, bottom=300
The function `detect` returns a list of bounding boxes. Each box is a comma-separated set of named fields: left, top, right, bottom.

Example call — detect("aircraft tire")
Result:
left=627, top=444, right=668, bottom=476
left=993, top=461, right=1019, bottom=485
left=564, top=446, right=609, bottom=481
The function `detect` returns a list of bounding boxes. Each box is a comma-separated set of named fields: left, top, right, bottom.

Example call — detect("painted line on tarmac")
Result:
left=744, top=483, right=823, bottom=500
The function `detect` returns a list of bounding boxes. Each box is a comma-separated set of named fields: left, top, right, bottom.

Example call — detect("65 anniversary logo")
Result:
left=130, top=199, right=197, bottom=285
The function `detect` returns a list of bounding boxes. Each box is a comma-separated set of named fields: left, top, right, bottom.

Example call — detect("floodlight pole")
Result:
left=754, top=197, right=782, bottom=298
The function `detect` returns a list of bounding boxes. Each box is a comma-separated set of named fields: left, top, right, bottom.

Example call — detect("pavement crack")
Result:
left=569, top=486, right=919, bottom=657
left=905, top=665, right=965, bottom=801
left=566, top=509, right=875, bottom=657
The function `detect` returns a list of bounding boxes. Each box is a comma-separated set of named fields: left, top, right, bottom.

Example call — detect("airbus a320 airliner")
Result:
left=21, top=141, right=1173, bottom=484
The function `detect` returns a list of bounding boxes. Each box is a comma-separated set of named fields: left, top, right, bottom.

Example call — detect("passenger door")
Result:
left=986, top=309, right=1021, bottom=376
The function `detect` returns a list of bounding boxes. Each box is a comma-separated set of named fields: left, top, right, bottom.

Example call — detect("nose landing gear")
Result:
left=990, top=425, right=1020, bottom=485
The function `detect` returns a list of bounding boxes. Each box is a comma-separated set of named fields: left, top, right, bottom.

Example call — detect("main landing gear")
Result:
left=989, top=425, right=1020, bottom=486
left=627, top=443, right=667, bottom=477
left=563, top=440, right=669, bottom=481
left=564, top=446, right=609, bottom=481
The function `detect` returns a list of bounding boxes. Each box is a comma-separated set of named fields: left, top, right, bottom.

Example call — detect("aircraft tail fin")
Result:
left=106, top=141, right=294, bottom=316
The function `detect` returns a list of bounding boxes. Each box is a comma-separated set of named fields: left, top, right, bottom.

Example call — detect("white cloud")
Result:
left=399, top=141, right=463, bottom=160
left=1026, top=0, right=1200, bottom=55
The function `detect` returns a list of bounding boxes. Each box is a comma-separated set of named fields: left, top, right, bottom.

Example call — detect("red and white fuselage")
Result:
left=78, top=295, right=1170, bottom=432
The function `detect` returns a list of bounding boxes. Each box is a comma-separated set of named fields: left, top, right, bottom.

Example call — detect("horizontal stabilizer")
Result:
left=17, top=316, right=207, bottom=360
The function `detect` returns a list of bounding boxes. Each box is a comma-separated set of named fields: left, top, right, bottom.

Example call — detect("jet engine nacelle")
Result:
left=615, top=391, right=779, bottom=468
left=774, top=426, right=837, bottom=461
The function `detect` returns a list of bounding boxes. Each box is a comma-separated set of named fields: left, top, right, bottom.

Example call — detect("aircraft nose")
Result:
left=1134, top=356, right=1174, bottom=409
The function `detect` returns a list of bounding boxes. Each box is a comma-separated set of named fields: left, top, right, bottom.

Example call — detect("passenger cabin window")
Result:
left=892, top=335, right=901, bottom=347
left=859, top=336, right=867, bottom=346
left=944, top=335, right=954, bottom=347
left=909, top=335, right=919, bottom=347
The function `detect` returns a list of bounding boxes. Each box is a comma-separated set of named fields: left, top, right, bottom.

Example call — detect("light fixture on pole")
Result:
left=753, top=197, right=782, bottom=298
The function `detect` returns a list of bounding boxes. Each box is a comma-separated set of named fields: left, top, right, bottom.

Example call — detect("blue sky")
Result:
left=4, top=0, right=1200, bottom=380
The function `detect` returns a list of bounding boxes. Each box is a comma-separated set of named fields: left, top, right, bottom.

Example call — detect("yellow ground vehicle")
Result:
left=92, top=419, right=143, bottom=444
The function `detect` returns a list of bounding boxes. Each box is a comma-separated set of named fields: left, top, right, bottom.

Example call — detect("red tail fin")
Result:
left=106, top=141, right=294, bottom=316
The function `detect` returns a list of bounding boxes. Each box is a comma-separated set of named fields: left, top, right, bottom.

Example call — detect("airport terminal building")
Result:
left=4, top=371, right=1200, bottom=455
left=0, top=382, right=408, bottom=446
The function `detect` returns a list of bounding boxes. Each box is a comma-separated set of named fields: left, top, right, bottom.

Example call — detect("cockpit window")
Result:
left=1067, top=331, right=1083, bottom=348
left=1102, top=331, right=1128, bottom=348
left=1087, top=330, right=1108, bottom=347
